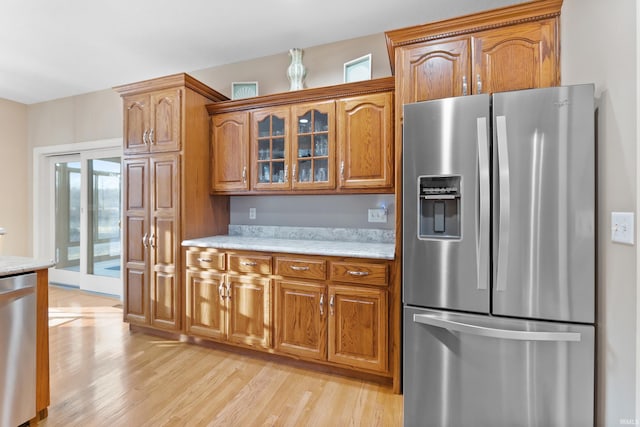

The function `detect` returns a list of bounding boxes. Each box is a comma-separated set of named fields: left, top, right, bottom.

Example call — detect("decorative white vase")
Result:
left=287, top=48, right=306, bottom=91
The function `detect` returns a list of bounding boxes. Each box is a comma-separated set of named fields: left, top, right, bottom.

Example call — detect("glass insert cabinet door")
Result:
left=292, top=101, right=336, bottom=190
left=252, top=107, right=290, bottom=190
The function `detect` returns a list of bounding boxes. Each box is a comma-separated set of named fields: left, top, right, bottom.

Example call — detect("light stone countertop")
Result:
left=0, top=256, right=55, bottom=277
left=182, top=226, right=396, bottom=260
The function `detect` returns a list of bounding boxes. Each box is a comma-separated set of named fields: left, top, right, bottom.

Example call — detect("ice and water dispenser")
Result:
left=418, top=175, right=461, bottom=240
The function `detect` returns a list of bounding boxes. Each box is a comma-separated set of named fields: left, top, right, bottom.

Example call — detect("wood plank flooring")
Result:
left=39, top=286, right=403, bottom=426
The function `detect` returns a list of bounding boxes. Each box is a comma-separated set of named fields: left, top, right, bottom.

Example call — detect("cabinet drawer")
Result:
left=330, top=261, right=388, bottom=286
left=275, top=257, right=327, bottom=280
left=229, top=254, right=272, bottom=274
left=186, top=249, right=226, bottom=270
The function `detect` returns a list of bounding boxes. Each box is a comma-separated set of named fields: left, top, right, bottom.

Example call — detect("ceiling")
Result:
left=0, top=0, right=527, bottom=105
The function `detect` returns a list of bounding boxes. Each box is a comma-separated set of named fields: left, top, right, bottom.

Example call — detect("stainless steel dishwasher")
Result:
left=0, top=273, right=36, bottom=427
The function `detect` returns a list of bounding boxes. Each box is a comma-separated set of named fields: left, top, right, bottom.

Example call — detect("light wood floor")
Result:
left=40, top=286, right=403, bottom=426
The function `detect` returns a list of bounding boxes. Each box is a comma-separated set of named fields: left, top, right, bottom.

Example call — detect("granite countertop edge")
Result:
left=182, top=235, right=396, bottom=260
left=0, top=256, right=56, bottom=277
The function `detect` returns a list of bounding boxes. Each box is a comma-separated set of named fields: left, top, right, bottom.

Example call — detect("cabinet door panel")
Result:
left=290, top=101, right=336, bottom=190
left=227, top=275, right=271, bottom=348
left=125, top=268, right=148, bottom=324
left=186, top=270, right=226, bottom=340
left=153, top=217, right=176, bottom=267
left=151, top=270, right=177, bottom=329
left=328, top=285, right=387, bottom=372
left=399, top=38, right=470, bottom=103
left=123, top=158, right=148, bottom=212
left=211, top=112, right=250, bottom=192
left=150, top=89, right=182, bottom=152
left=275, top=280, right=326, bottom=360
left=337, top=93, right=394, bottom=190
left=473, top=19, right=558, bottom=94
left=151, top=155, right=179, bottom=212
left=124, top=95, right=149, bottom=154
left=251, top=107, right=291, bottom=191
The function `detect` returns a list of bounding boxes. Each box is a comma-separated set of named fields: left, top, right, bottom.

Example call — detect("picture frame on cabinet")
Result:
left=231, top=82, right=259, bottom=99
left=344, top=54, right=372, bottom=83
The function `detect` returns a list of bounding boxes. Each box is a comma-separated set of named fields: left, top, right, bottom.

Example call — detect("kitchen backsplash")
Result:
left=228, top=225, right=395, bottom=243
left=230, top=194, right=395, bottom=230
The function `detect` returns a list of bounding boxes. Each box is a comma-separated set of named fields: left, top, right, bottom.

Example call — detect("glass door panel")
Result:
left=54, top=159, right=81, bottom=274
left=253, top=108, right=290, bottom=189
left=88, top=158, right=121, bottom=278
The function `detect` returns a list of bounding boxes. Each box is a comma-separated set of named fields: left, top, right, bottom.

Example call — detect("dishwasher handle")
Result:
left=413, top=313, right=581, bottom=342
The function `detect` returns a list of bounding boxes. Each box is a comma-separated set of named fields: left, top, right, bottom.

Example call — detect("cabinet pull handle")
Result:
left=477, top=74, right=483, bottom=94
left=142, top=233, right=149, bottom=248
left=241, top=261, right=257, bottom=266
left=284, top=164, right=289, bottom=183
left=149, top=233, right=156, bottom=248
left=340, top=161, right=345, bottom=180
left=218, top=282, right=226, bottom=299
left=242, top=166, right=247, bottom=184
left=290, top=265, right=310, bottom=271
left=320, top=294, right=324, bottom=316
left=149, top=128, right=155, bottom=145
left=292, top=164, right=297, bottom=183
left=142, top=129, right=149, bottom=145
left=226, top=283, right=232, bottom=299
left=348, top=271, right=369, bottom=277
left=462, top=76, right=468, bottom=96
left=329, top=295, right=335, bottom=316
left=197, top=257, right=212, bottom=263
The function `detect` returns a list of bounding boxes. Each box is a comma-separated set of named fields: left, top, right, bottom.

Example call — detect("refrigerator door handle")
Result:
left=413, top=313, right=581, bottom=342
left=476, top=117, right=490, bottom=290
left=495, top=115, right=510, bottom=292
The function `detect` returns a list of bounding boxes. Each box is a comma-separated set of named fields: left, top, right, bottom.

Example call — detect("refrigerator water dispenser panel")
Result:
left=418, top=175, right=461, bottom=239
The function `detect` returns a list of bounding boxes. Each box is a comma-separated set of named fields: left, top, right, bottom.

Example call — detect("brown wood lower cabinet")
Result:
left=185, top=268, right=271, bottom=348
left=185, top=248, right=393, bottom=382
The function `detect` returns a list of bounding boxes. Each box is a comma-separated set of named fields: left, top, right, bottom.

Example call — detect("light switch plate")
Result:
left=611, top=211, right=634, bottom=245
left=249, top=207, right=256, bottom=220
left=368, top=208, right=387, bottom=223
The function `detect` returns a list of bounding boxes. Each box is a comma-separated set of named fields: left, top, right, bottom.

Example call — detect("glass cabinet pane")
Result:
left=273, top=116, right=285, bottom=135
left=298, top=112, right=312, bottom=133
left=258, top=117, right=271, bottom=137
left=293, top=107, right=332, bottom=186
left=255, top=110, right=289, bottom=187
left=298, top=135, right=312, bottom=157
left=314, top=158, right=328, bottom=182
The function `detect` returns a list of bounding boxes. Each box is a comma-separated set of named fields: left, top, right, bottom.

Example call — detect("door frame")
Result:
left=33, top=138, right=123, bottom=297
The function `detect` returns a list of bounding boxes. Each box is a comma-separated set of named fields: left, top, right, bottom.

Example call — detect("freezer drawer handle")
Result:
left=413, top=313, right=581, bottom=342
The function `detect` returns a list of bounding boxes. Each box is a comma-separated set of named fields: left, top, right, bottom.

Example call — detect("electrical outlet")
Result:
left=368, top=208, right=387, bottom=223
left=249, top=207, right=256, bottom=220
left=611, top=212, right=634, bottom=245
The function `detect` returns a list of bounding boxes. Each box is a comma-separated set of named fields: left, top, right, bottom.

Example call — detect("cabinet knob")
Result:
left=477, top=74, right=483, bottom=94
left=329, top=295, right=335, bottom=316
left=284, top=164, right=289, bottom=183
left=340, top=161, right=345, bottom=180
left=242, top=166, right=247, bottom=184
left=292, top=164, right=297, bottom=183
left=218, top=282, right=226, bottom=299
left=240, top=261, right=257, bottom=267
left=142, top=130, right=149, bottom=145
left=149, top=233, right=156, bottom=248
left=226, top=283, right=232, bottom=299
left=142, top=233, right=149, bottom=248
left=149, top=128, right=155, bottom=145
left=320, top=293, right=324, bottom=316
left=462, top=76, right=468, bottom=96
left=290, top=265, right=310, bottom=271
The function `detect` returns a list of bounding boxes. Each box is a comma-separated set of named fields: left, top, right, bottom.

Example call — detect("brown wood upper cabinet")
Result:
left=387, top=0, right=562, bottom=105
left=207, top=78, right=395, bottom=195
left=123, top=88, right=182, bottom=154
left=337, top=92, right=394, bottom=190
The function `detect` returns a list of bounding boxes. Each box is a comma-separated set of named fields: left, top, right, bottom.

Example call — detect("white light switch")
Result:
left=249, top=207, right=256, bottom=220
left=611, top=212, right=634, bottom=245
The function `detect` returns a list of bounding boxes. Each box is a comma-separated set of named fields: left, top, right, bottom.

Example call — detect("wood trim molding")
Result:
left=384, top=0, right=563, bottom=74
left=114, top=73, right=229, bottom=102
left=206, top=77, right=395, bottom=115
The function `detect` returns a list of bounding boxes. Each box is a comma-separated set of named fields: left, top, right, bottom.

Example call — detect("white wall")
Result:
left=561, top=1, right=637, bottom=425
left=0, top=98, right=28, bottom=255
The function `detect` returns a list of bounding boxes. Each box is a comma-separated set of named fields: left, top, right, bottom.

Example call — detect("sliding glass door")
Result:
left=48, top=148, right=122, bottom=296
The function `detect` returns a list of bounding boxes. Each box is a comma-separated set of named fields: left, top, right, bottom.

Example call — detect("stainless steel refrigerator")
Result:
left=402, top=85, right=595, bottom=427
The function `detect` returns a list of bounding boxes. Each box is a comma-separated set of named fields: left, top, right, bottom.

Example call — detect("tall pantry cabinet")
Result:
left=115, top=74, right=229, bottom=331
